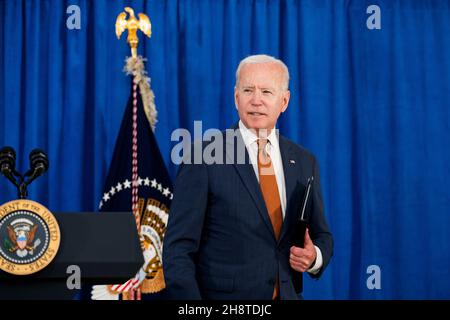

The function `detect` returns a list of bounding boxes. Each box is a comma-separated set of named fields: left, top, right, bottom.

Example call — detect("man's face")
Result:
left=235, top=62, right=290, bottom=132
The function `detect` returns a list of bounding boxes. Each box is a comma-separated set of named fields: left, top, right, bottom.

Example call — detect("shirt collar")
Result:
left=238, top=120, right=279, bottom=149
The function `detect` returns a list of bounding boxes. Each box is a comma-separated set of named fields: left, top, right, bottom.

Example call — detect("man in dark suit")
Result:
left=163, top=54, right=333, bottom=300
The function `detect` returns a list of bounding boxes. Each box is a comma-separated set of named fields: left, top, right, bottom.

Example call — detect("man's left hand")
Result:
left=289, top=228, right=317, bottom=272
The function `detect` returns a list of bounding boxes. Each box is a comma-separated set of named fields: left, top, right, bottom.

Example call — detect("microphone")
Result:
left=24, top=149, right=49, bottom=185
left=0, top=146, right=19, bottom=187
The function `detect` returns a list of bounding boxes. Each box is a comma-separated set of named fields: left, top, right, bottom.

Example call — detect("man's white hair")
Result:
left=235, top=54, right=290, bottom=90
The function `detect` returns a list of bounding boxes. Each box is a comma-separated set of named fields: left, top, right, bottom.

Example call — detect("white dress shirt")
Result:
left=238, top=120, right=323, bottom=274
left=238, top=120, right=287, bottom=218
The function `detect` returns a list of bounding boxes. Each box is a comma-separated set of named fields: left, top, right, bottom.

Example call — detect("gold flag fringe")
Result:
left=124, top=56, right=157, bottom=131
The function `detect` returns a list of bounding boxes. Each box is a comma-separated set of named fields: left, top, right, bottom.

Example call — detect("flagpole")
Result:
left=115, top=6, right=152, bottom=237
left=115, top=7, right=152, bottom=301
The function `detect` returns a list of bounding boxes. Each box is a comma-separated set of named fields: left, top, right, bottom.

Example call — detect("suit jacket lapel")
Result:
left=226, top=125, right=276, bottom=238
left=278, top=135, right=299, bottom=244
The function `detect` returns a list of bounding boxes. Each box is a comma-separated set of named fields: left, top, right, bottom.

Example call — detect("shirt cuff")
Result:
left=307, top=245, right=323, bottom=275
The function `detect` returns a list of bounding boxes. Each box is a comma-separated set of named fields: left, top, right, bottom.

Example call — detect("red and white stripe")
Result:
left=111, top=278, right=140, bottom=293
left=132, top=82, right=140, bottom=230
left=130, top=81, right=141, bottom=301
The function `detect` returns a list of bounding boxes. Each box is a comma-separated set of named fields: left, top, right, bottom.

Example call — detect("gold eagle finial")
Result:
left=115, top=7, right=151, bottom=57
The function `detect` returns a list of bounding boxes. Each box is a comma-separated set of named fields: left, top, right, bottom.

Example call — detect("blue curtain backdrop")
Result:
left=1, top=0, right=449, bottom=299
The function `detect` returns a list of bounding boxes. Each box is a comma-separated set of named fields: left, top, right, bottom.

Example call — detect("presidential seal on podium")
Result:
left=0, top=200, right=60, bottom=275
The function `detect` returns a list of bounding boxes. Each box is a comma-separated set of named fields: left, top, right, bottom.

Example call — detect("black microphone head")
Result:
left=0, top=146, right=16, bottom=173
left=29, top=148, right=49, bottom=174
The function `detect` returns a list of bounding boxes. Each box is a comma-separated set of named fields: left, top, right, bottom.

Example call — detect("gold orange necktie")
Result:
left=257, top=138, right=283, bottom=300
left=257, top=139, right=283, bottom=240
